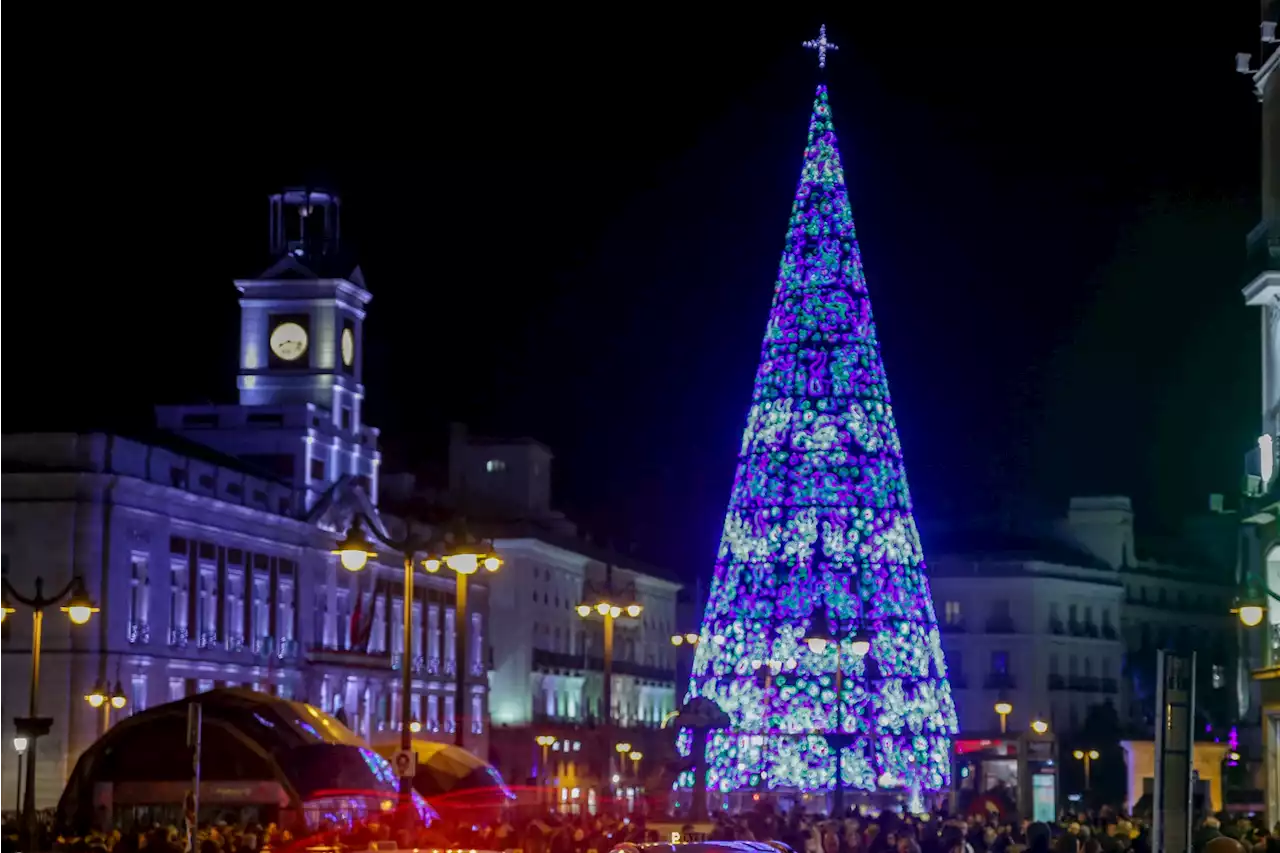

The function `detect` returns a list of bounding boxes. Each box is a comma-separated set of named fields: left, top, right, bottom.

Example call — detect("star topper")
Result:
left=803, top=24, right=839, bottom=69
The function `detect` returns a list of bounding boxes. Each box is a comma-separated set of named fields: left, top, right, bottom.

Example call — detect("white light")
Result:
left=1260, top=434, right=1274, bottom=484
left=12, top=737, right=28, bottom=754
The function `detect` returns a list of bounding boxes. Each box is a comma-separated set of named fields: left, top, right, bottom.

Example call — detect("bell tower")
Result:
left=156, top=187, right=381, bottom=512
left=237, top=188, right=369, bottom=414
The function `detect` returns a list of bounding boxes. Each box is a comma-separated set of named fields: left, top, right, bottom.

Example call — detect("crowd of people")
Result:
left=3, top=802, right=1276, bottom=853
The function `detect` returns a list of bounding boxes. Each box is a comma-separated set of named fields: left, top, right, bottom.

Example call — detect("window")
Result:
left=471, top=693, right=484, bottom=734
left=428, top=694, right=440, bottom=731
left=950, top=650, right=963, bottom=674
left=990, top=650, right=1009, bottom=675
left=169, top=561, right=189, bottom=647
left=168, top=677, right=185, bottom=702
left=198, top=567, right=217, bottom=647
left=1049, top=654, right=1059, bottom=675
left=131, top=674, right=148, bottom=713
left=1212, top=664, right=1225, bottom=689
left=226, top=571, right=245, bottom=649
left=128, top=555, right=150, bottom=643
left=485, top=459, right=506, bottom=473
left=278, top=579, right=295, bottom=645
left=310, top=458, right=326, bottom=481
left=445, top=695, right=457, bottom=733
left=428, top=605, right=441, bottom=668
left=944, top=601, right=962, bottom=625
left=1068, top=604, right=1078, bottom=623
left=1084, top=606, right=1093, bottom=625
left=445, top=608, right=457, bottom=669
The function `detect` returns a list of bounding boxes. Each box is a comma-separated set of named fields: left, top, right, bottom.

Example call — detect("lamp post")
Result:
left=994, top=700, right=1013, bottom=734
left=85, top=679, right=128, bottom=735
left=1030, top=718, right=1049, bottom=735
left=12, top=738, right=27, bottom=817
left=1072, top=748, right=1100, bottom=790
left=333, top=515, right=501, bottom=817
left=803, top=611, right=871, bottom=818
left=1, top=571, right=99, bottom=849
left=576, top=576, right=643, bottom=789
left=535, top=735, right=557, bottom=807
left=628, top=749, right=642, bottom=778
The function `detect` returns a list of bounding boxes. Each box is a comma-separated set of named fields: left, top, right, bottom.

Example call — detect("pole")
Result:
left=101, top=703, right=110, bottom=736
left=541, top=744, right=550, bottom=808
left=1083, top=754, right=1091, bottom=791
left=188, top=702, right=202, bottom=853
left=602, top=613, right=615, bottom=783
left=22, top=608, right=44, bottom=848
left=832, top=645, right=844, bottom=818
left=454, top=571, right=468, bottom=749
left=402, top=555, right=415, bottom=804
left=14, top=752, right=23, bottom=816
left=1000, top=713, right=1007, bottom=734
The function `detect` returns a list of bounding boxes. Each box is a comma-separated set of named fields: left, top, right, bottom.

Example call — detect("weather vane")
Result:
left=803, top=24, right=839, bottom=69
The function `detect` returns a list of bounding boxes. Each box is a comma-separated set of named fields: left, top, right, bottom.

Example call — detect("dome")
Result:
left=58, top=688, right=436, bottom=834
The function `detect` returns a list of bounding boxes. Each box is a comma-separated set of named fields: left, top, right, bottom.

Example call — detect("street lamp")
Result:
left=333, top=514, right=501, bottom=819
left=628, top=749, right=643, bottom=777
left=671, top=633, right=701, bottom=647
left=12, top=738, right=27, bottom=818
left=1072, top=748, right=1100, bottom=789
left=1030, top=718, right=1049, bottom=735
left=994, top=700, right=1013, bottom=734
left=577, top=579, right=642, bottom=729
left=84, top=679, right=128, bottom=735
left=535, top=735, right=557, bottom=806
left=803, top=610, right=870, bottom=818
left=1231, top=575, right=1276, bottom=628
left=1, top=571, right=98, bottom=850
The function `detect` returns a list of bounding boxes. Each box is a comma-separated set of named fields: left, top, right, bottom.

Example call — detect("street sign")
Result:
left=392, top=748, right=417, bottom=778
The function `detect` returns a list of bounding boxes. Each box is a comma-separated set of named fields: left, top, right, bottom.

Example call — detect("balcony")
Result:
left=939, top=619, right=966, bottom=634
left=1048, top=618, right=1065, bottom=636
left=1102, top=624, right=1119, bottom=641
left=531, top=648, right=677, bottom=683
left=1101, top=677, right=1119, bottom=694
left=1068, top=676, right=1101, bottom=692
left=983, top=673, right=1016, bottom=690
left=1068, top=621, right=1099, bottom=639
left=306, top=644, right=393, bottom=669
left=984, top=616, right=1017, bottom=635
left=1047, top=674, right=1066, bottom=691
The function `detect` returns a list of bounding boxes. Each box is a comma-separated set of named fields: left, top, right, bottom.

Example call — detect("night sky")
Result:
left=7, top=8, right=1265, bottom=577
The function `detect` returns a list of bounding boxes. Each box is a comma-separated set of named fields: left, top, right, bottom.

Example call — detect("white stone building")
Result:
left=0, top=189, right=495, bottom=809
left=384, top=425, right=683, bottom=803
left=930, top=496, right=1237, bottom=737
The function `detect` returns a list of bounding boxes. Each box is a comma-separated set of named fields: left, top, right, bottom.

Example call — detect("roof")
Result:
left=926, top=529, right=1114, bottom=572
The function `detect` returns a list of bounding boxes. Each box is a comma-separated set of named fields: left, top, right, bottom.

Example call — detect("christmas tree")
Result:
left=681, top=83, right=957, bottom=800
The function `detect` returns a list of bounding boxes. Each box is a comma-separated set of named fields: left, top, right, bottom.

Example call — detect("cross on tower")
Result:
left=803, top=24, right=839, bottom=69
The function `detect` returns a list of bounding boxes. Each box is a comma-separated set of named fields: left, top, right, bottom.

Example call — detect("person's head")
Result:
left=1204, top=818, right=1222, bottom=830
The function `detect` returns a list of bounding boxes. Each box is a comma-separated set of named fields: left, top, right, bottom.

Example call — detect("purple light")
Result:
left=681, top=85, right=957, bottom=796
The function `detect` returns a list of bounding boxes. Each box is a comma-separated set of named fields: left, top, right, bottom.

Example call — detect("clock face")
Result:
left=341, top=327, right=355, bottom=367
left=270, top=322, right=309, bottom=362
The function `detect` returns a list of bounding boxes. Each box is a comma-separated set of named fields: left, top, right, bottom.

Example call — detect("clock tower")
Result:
left=156, top=187, right=381, bottom=511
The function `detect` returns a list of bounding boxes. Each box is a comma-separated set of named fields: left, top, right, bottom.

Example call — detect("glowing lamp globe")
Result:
left=85, top=681, right=108, bottom=708
left=671, top=635, right=684, bottom=646
left=445, top=553, right=479, bottom=575
left=994, top=701, right=1013, bottom=717
left=849, top=633, right=872, bottom=657
left=626, top=604, right=643, bottom=618
left=333, top=527, right=377, bottom=572
left=685, top=633, right=699, bottom=644
left=409, top=719, right=422, bottom=733
left=1073, top=749, right=1084, bottom=760
left=62, top=583, right=99, bottom=626
left=424, top=559, right=441, bottom=573
left=595, top=603, right=611, bottom=617
left=1239, top=605, right=1265, bottom=627
left=484, top=556, right=502, bottom=572
left=12, top=737, right=28, bottom=754
left=576, top=605, right=592, bottom=618
left=1031, top=719, right=1048, bottom=735
left=804, top=636, right=829, bottom=655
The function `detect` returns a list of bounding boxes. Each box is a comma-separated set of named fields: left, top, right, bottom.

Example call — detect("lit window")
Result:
left=486, top=459, right=506, bottom=473
left=944, top=601, right=962, bottom=624
left=1212, top=664, right=1225, bottom=689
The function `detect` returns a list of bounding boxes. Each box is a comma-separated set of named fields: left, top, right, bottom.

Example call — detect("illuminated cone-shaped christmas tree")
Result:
left=682, top=84, right=957, bottom=799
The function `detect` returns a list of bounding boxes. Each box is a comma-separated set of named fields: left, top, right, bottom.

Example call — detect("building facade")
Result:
left=1240, top=3, right=1280, bottom=824
left=931, top=496, right=1238, bottom=739
left=386, top=425, right=683, bottom=811
left=0, top=189, right=494, bottom=809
